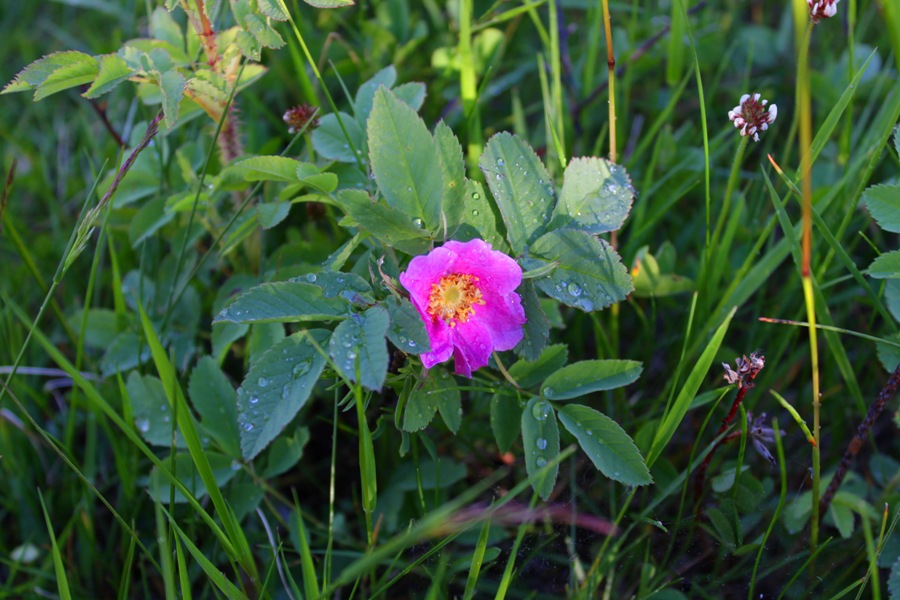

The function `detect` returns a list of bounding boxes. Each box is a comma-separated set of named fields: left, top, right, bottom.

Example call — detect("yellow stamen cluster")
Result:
left=428, top=273, right=485, bottom=327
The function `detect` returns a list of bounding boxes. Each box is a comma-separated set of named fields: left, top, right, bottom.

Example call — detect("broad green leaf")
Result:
left=403, top=369, right=443, bottom=431
left=864, top=184, right=900, bottom=233
left=128, top=196, right=175, bottom=247
left=479, top=132, right=555, bottom=254
left=245, top=13, right=285, bottom=49
left=490, top=393, right=521, bottom=453
left=221, top=156, right=308, bottom=185
left=297, top=270, right=372, bottom=303
left=33, top=56, right=100, bottom=101
left=262, top=427, right=310, bottom=477
left=67, top=308, right=123, bottom=349
left=329, top=305, right=390, bottom=391
left=150, top=6, right=184, bottom=48
left=368, top=87, right=443, bottom=231
left=523, top=229, right=632, bottom=311
left=384, top=296, right=431, bottom=354
left=214, top=281, right=348, bottom=323
left=558, top=404, right=652, bottom=486
left=3, top=51, right=95, bottom=94
left=434, top=120, right=466, bottom=234
left=875, top=332, right=900, bottom=372
left=509, top=343, right=568, bottom=389
left=354, top=65, right=397, bottom=122
left=336, top=189, right=432, bottom=255
left=83, top=54, right=133, bottom=98
left=158, top=69, right=186, bottom=129
left=632, top=250, right=694, bottom=297
left=388, top=457, right=467, bottom=490
left=311, top=112, right=365, bottom=163
left=391, top=82, right=426, bottom=112
left=188, top=357, right=242, bottom=458
left=453, top=179, right=506, bottom=251
left=256, top=201, right=291, bottom=229
left=541, top=360, right=643, bottom=400
left=513, top=281, right=549, bottom=361
left=148, top=452, right=238, bottom=503
left=258, top=0, right=290, bottom=20
left=521, top=397, right=560, bottom=500
left=828, top=503, right=854, bottom=539
left=869, top=250, right=900, bottom=279
left=552, top=157, right=634, bottom=234
left=235, top=29, right=262, bottom=61
left=126, top=372, right=185, bottom=448
left=435, top=370, right=462, bottom=434
left=297, top=162, right=338, bottom=191
left=303, top=0, right=355, bottom=8
left=237, top=329, right=330, bottom=460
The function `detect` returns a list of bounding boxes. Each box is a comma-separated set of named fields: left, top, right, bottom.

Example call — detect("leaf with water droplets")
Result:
left=384, top=296, right=431, bottom=355
left=434, top=120, right=466, bottom=234
left=214, top=281, right=348, bottom=324
left=450, top=179, right=507, bottom=252
left=558, top=404, right=652, bottom=486
left=490, top=393, right=521, bottom=453
left=335, top=189, right=433, bottom=255
left=551, top=157, right=634, bottom=234
left=521, top=397, right=559, bottom=500
left=541, top=360, right=642, bottom=400
left=480, top=132, right=555, bottom=254
left=237, top=329, right=330, bottom=460
left=522, top=229, right=632, bottom=311
left=508, top=343, right=568, bottom=389
left=126, top=372, right=185, bottom=448
left=311, top=111, right=366, bottom=163
left=513, top=281, right=549, bottom=361
left=294, top=270, right=374, bottom=304
left=434, top=369, right=462, bottom=434
left=368, top=87, right=443, bottom=231
left=403, top=367, right=450, bottom=432
left=329, top=305, right=390, bottom=391
left=188, top=357, right=241, bottom=458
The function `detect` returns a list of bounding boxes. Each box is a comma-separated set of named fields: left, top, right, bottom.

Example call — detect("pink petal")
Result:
left=450, top=319, right=494, bottom=377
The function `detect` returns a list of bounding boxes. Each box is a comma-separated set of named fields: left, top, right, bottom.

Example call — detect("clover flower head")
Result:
left=722, top=351, right=765, bottom=386
left=808, top=0, right=839, bottom=23
left=283, top=104, right=319, bottom=134
left=399, top=238, right=526, bottom=377
left=728, top=93, right=777, bottom=142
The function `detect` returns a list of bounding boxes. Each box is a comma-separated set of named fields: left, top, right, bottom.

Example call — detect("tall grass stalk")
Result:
left=458, top=0, right=482, bottom=169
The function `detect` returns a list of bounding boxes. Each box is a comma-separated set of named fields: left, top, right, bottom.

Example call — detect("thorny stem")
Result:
left=694, top=383, right=751, bottom=501
left=819, top=362, right=900, bottom=516
left=185, top=0, right=220, bottom=70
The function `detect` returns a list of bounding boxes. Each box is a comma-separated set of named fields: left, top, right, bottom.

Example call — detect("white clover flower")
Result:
left=728, top=93, right=777, bottom=142
left=808, top=0, right=839, bottom=23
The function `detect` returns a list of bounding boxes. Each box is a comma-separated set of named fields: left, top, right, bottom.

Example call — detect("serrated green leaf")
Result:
left=235, top=29, right=261, bottom=60
left=707, top=507, right=737, bottom=547
left=33, top=57, right=100, bottom=101
left=864, top=184, right=900, bottom=233
left=869, top=250, right=900, bottom=279
left=391, top=82, right=426, bottom=112
left=403, top=368, right=453, bottom=431
left=354, top=65, right=397, bottom=124
left=150, top=6, right=184, bottom=48
left=509, top=343, right=568, bottom=389
left=83, top=54, right=133, bottom=98
left=220, top=155, right=309, bottom=185
left=434, top=121, right=466, bottom=233
left=368, top=87, right=443, bottom=231
left=552, top=157, right=634, bottom=234
left=521, top=397, right=560, bottom=500
left=311, top=112, right=365, bottom=163
left=258, top=0, right=289, bottom=20
left=298, top=270, right=373, bottom=303
left=336, top=189, right=433, bottom=254
left=237, top=330, right=330, bottom=460
left=828, top=503, right=854, bottom=539
left=523, top=229, right=633, bottom=311
left=256, top=201, right=291, bottom=229
left=189, top=357, right=242, bottom=458
left=541, top=360, right=642, bottom=400
left=453, top=179, right=506, bottom=250
left=436, top=372, right=462, bottom=434
left=384, top=296, right=431, bottom=354
left=3, top=51, right=95, bottom=94
left=889, top=556, right=900, bottom=599
left=297, top=163, right=338, bottom=192
left=514, top=280, right=549, bottom=361
left=129, top=196, right=176, bottom=247
left=159, top=69, right=186, bottom=129
left=876, top=332, right=900, bottom=372
left=214, top=281, right=348, bottom=323
left=126, top=373, right=185, bottom=448
left=330, top=305, right=390, bottom=391
left=262, top=427, right=310, bottom=477
left=245, top=13, right=286, bottom=49
left=303, top=0, right=355, bottom=7
left=558, top=404, right=652, bottom=486
left=490, top=393, right=521, bottom=453
left=479, top=132, right=555, bottom=254
left=148, top=452, right=238, bottom=503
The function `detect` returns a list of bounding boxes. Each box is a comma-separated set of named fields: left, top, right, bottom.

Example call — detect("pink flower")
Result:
left=808, top=0, right=839, bottom=23
left=399, top=239, right=526, bottom=377
left=728, top=93, right=777, bottom=142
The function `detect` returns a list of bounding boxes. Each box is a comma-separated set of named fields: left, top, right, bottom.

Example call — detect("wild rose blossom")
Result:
left=399, top=239, right=526, bottom=377
left=728, top=93, right=777, bottom=142
left=808, top=0, right=839, bottom=23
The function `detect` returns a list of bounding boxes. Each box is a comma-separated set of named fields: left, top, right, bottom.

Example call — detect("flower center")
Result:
left=427, top=273, right=486, bottom=326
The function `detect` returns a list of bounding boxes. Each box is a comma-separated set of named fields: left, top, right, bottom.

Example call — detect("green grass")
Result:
left=3, top=0, right=900, bottom=598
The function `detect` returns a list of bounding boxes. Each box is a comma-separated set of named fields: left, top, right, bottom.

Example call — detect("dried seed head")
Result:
left=283, top=104, right=319, bottom=134
left=722, top=351, right=765, bottom=386
left=808, top=0, right=839, bottom=23
left=728, top=93, right=777, bottom=142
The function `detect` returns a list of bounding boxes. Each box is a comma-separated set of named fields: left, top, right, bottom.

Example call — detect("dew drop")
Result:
left=249, top=395, right=260, bottom=404
left=495, top=173, right=503, bottom=180
left=136, top=418, right=150, bottom=433
left=497, top=158, right=505, bottom=166
left=473, top=193, right=481, bottom=200
left=257, top=377, right=269, bottom=387
left=243, top=422, right=254, bottom=432
left=586, top=430, right=593, bottom=436
left=472, top=209, right=480, bottom=216
left=567, top=283, right=582, bottom=297
left=306, top=273, right=317, bottom=282
left=535, top=438, right=548, bottom=450
left=230, top=460, right=242, bottom=471
left=536, top=457, right=548, bottom=468
left=531, top=400, right=551, bottom=421
left=543, top=387, right=555, bottom=398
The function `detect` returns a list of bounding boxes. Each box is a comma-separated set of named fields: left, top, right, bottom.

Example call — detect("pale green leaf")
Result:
left=864, top=184, right=900, bottom=233
left=221, top=156, right=307, bottom=185
left=311, top=112, right=365, bottom=163
left=126, top=373, right=185, bottom=448
left=237, top=330, right=330, bottom=460
left=522, top=229, right=633, bottom=311
left=521, top=397, right=559, bottom=500
left=552, top=157, right=634, bottom=234
left=514, top=280, right=549, bottom=361
left=159, top=69, right=186, bottom=129
left=509, top=343, right=568, bottom=389
left=33, top=56, right=100, bottom=101
left=83, top=54, right=133, bottom=98
left=403, top=368, right=448, bottom=431
left=384, top=296, right=431, bottom=354
left=391, top=81, right=426, bottom=112
left=558, top=404, right=652, bottom=486
left=258, top=0, right=290, bottom=20
left=3, top=51, right=95, bottom=94
left=256, top=202, right=291, bottom=229
left=490, top=393, right=521, bottom=453
left=188, top=357, right=241, bottom=458
left=434, top=120, right=466, bottom=234
left=869, top=250, right=900, bottom=279
left=452, top=179, right=506, bottom=251
left=150, top=6, right=184, bottom=48
left=368, top=87, right=443, bottom=231
left=336, top=189, right=432, bottom=255
left=479, top=132, right=555, bottom=254
left=329, top=305, right=390, bottom=391
left=148, top=452, right=239, bottom=503
left=214, top=281, right=348, bottom=323
left=245, top=13, right=285, bottom=49
left=303, top=0, right=355, bottom=7
left=541, top=360, right=642, bottom=400
left=262, top=427, right=310, bottom=477
left=354, top=65, right=397, bottom=123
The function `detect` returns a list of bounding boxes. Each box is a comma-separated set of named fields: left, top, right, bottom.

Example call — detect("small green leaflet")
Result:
left=384, top=296, right=431, bottom=354
left=558, top=404, right=652, bottom=486
left=869, top=251, right=900, bottom=279
left=312, top=112, right=366, bottom=163
left=188, top=357, right=242, bottom=458
left=491, top=393, right=521, bottom=453
left=551, top=157, right=634, bottom=234
left=336, top=189, right=433, bottom=255
left=303, top=0, right=355, bottom=7
left=541, top=360, right=643, bottom=400
left=214, top=281, right=348, bottom=323
left=864, top=184, right=900, bottom=233
left=508, top=343, right=568, bottom=389
left=329, top=305, right=390, bottom=391
left=521, top=397, right=560, bottom=500
left=513, top=281, right=550, bottom=362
